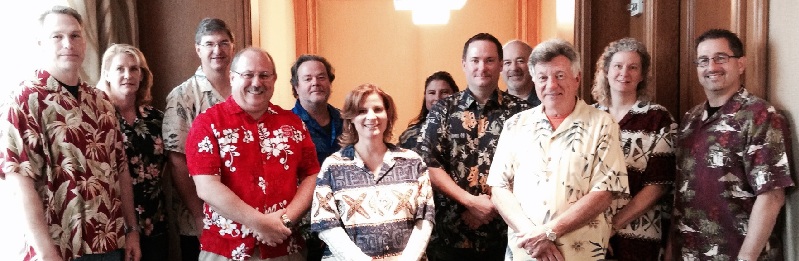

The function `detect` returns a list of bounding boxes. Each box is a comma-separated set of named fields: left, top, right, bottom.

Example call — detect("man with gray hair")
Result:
left=502, top=40, right=541, bottom=107
left=0, top=5, right=140, bottom=261
left=488, top=39, right=628, bottom=260
left=162, top=17, right=236, bottom=260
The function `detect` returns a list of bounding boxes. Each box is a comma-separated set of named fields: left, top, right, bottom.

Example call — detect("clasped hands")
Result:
left=252, top=209, right=292, bottom=247
left=461, top=194, right=498, bottom=229
left=514, top=227, right=564, bottom=261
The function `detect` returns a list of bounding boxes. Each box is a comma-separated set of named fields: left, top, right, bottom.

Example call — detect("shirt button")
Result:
left=385, top=246, right=390, bottom=250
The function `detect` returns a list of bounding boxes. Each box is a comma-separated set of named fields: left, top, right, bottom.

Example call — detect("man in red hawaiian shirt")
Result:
left=0, top=6, right=140, bottom=261
left=185, top=47, right=319, bottom=261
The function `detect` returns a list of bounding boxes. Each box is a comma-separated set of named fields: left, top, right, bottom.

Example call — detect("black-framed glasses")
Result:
left=232, top=70, right=274, bottom=81
left=198, top=41, right=232, bottom=49
left=694, top=53, right=741, bottom=67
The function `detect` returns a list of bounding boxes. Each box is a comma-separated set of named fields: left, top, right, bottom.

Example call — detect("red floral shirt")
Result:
left=0, top=70, right=128, bottom=260
left=186, top=97, right=320, bottom=260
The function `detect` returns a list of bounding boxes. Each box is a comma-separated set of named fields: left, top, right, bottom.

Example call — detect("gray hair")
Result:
left=528, top=39, right=581, bottom=76
left=40, top=5, right=83, bottom=26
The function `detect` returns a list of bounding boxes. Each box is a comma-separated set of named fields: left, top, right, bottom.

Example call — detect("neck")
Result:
left=609, top=91, right=637, bottom=109
left=544, top=98, right=577, bottom=118
left=205, top=68, right=232, bottom=98
left=302, top=101, right=331, bottom=126
left=706, top=85, right=740, bottom=107
left=508, top=85, right=533, bottom=100
left=48, top=67, right=80, bottom=86
left=114, top=96, right=137, bottom=123
left=354, top=139, right=388, bottom=173
left=469, top=85, right=497, bottom=105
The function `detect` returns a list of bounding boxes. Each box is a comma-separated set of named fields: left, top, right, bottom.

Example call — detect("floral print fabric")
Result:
left=119, top=105, right=168, bottom=237
left=186, top=97, right=320, bottom=260
left=162, top=67, right=226, bottom=236
left=417, top=89, right=530, bottom=252
left=398, top=122, right=423, bottom=150
left=311, top=145, right=435, bottom=259
left=487, top=100, right=629, bottom=260
left=674, top=88, right=794, bottom=260
left=0, top=70, right=128, bottom=260
left=595, top=101, right=676, bottom=260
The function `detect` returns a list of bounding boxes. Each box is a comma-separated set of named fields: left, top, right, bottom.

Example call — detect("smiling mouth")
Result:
left=245, top=86, right=265, bottom=94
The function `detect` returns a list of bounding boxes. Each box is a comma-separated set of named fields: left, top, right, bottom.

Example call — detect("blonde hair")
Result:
left=97, top=44, right=153, bottom=107
left=590, top=38, right=651, bottom=107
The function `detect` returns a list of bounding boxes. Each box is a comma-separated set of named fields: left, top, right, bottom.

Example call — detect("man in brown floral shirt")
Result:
left=0, top=6, right=140, bottom=261
left=418, top=33, right=530, bottom=261
left=671, top=29, right=794, bottom=261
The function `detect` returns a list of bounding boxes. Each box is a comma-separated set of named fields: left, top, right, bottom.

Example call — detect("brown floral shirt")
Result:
left=417, top=88, right=530, bottom=252
left=674, top=88, right=794, bottom=260
left=0, top=70, right=128, bottom=260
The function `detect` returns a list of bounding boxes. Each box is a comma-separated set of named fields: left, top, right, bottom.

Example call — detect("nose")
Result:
left=122, top=69, right=131, bottom=79
left=365, top=109, right=377, bottom=119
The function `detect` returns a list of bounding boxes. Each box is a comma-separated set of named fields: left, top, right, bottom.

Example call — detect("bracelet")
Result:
left=124, top=224, right=141, bottom=234
left=281, top=214, right=293, bottom=228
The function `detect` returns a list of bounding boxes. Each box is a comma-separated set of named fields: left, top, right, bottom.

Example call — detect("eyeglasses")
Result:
left=232, top=70, right=274, bottom=81
left=694, top=53, right=741, bottom=67
left=199, top=41, right=232, bottom=49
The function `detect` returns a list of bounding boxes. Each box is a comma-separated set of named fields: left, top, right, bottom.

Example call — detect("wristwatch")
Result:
left=124, top=224, right=141, bottom=234
left=545, top=228, right=557, bottom=241
left=281, top=214, right=293, bottom=228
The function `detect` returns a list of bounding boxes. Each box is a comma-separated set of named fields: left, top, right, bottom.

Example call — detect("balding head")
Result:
left=502, top=40, right=534, bottom=99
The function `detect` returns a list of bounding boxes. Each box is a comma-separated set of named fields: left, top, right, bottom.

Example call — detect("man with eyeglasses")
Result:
left=186, top=47, right=319, bottom=261
left=162, top=17, right=236, bottom=261
left=670, top=29, right=793, bottom=261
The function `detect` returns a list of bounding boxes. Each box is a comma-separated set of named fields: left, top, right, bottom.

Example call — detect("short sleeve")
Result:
left=0, top=94, right=43, bottom=180
left=311, top=159, right=343, bottom=232
left=589, top=119, right=629, bottom=194
left=162, top=87, right=192, bottom=154
left=185, top=113, right=222, bottom=176
left=296, top=121, right=321, bottom=179
left=417, top=102, right=448, bottom=169
left=486, top=115, right=520, bottom=190
left=744, top=106, right=794, bottom=194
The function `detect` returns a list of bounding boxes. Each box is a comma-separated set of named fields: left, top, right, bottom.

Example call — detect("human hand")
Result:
left=461, top=211, right=482, bottom=229
left=464, top=194, right=496, bottom=225
left=124, top=231, right=142, bottom=261
left=515, top=229, right=557, bottom=259
left=252, top=209, right=291, bottom=247
left=526, top=240, right=563, bottom=261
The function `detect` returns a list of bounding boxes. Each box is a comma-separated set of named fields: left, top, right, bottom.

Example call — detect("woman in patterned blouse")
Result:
left=312, top=84, right=436, bottom=260
left=590, top=38, right=677, bottom=261
left=398, top=71, right=459, bottom=150
left=98, top=43, right=169, bottom=261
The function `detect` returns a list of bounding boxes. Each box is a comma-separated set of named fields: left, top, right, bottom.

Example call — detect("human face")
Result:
left=39, top=13, right=86, bottom=74
left=424, top=80, right=455, bottom=110
left=695, top=38, right=745, bottom=95
left=353, top=93, right=388, bottom=143
left=196, top=32, right=234, bottom=73
left=532, top=55, right=580, bottom=112
left=606, top=51, right=643, bottom=96
left=462, top=40, right=502, bottom=91
left=502, top=42, right=533, bottom=92
left=230, top=51, right=276, bottom=118
left=295, top=60, right=332, bottom=105
left=104, top=53, right=141, bottom=103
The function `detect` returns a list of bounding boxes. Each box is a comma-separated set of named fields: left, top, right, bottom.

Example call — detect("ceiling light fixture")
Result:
left=394, top=0, right=467, bottom=25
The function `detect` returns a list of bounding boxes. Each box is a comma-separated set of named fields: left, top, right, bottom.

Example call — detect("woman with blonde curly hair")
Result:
left=590, top=38, right=677, bottom=261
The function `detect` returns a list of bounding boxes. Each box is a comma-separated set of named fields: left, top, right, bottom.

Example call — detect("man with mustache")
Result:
left=670, top=29, right=794, bottom=261
left=186, top=47, right=319, bottom=261
left=418, top=33, right=530, bottom=261
left=162, top=17, right=235, bottom=261
left=502, top=40, right=541, bottom=107
left=0, top=6, right=140, bottom=261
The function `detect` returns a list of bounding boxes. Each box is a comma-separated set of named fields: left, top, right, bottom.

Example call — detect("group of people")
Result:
left=0, top=5, right=793, bottom=261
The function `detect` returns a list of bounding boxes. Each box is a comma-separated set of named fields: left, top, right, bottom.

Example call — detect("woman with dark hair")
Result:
left=97, top=43, right=168, bottom=261
left=398, top=71, right=460, bottom=149
left=311, top=84, right=435, bottom=260
left=590, top=37, right=676, bottom=261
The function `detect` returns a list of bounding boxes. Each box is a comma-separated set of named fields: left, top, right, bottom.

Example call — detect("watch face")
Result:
left=546, top=230, right=556, bottom=241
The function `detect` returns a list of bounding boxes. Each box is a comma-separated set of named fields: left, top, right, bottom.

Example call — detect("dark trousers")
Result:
left=180, top=235, right=200, bottom=261
left=140, top=233, right=169, bottom=261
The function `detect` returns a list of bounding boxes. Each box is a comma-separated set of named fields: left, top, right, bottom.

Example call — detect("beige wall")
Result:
left=768, top=0, right=799, bottom=259
left=315, top=0, right=516, bottom=141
